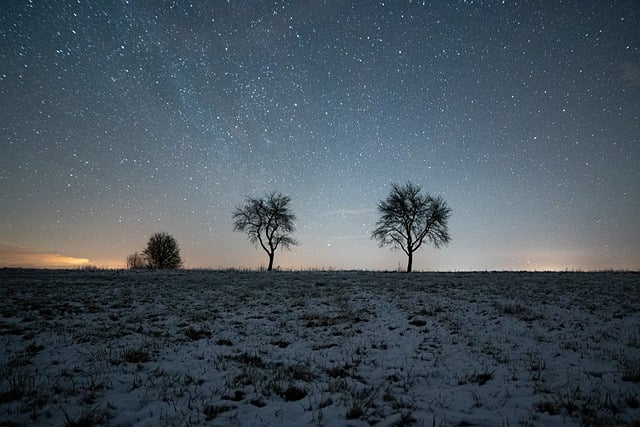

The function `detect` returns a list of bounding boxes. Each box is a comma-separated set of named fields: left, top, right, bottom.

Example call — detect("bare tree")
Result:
left=142, top=232, right=183, bottom=269
left=232, top=192, right=298, bottom=271
left=372, top=182, right=451, bottom=272
left=126, top=251, right=147, bottom=269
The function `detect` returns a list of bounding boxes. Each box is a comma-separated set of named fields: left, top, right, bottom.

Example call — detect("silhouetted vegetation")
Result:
left=142, top=232, right=183, bottom=269
left=372, top=182, right=451, bottom=272
left=126, top=252, right=147, bottom=270
left=232, top=192, right=298, bottom=271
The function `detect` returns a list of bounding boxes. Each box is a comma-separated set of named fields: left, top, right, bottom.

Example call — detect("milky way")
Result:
left=1, top=1, right=638, bottom=270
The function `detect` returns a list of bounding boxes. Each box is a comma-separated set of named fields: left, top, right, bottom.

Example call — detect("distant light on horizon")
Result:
left=0, top=247, right=91, bottom=269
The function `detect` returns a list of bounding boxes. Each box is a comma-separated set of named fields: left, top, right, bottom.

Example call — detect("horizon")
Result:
left=2, top=265, right=638, bottom=274
left=0, top=239, right=637, bottom=271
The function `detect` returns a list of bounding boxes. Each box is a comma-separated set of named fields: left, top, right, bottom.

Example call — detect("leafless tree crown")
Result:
left=372, top=182, right=451, bottom=272
left=232, top=192, right=298, bottom=271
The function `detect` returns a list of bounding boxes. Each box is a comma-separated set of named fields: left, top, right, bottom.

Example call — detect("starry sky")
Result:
left=1, top=1, right=639, bottom=271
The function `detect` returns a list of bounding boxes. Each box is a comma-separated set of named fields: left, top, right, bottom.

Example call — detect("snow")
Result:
left=1, top=269, right=639, bottom=426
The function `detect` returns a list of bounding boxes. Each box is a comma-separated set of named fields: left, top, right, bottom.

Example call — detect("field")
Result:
left=1, top=269, right=639, bottom=426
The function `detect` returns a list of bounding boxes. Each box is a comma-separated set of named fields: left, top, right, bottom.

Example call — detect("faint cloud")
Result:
left=329, top=234, right=369, bottom=242
left=321, top=208, right=375, bottom=217
left=621, top=60, right=640, bottom=85
left=0, top=244, right=90, bottom=268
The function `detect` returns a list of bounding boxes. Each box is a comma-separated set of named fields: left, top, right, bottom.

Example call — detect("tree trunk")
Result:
left=406, top=251, right=413, bottom=273
left=267, top=252, right=274, bottom=271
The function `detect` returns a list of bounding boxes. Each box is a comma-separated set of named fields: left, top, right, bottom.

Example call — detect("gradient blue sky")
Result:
left=1, top=1, right=639, bottom=270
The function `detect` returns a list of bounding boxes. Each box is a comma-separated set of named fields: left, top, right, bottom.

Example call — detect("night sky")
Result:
left=1, top=1, right=639, bottom=271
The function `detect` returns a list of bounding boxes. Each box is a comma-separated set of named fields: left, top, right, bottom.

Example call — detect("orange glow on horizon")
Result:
left=0, top=247, right=91, bottom=269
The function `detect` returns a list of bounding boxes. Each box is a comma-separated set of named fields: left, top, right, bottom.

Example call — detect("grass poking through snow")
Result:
left=1, top=269, right=639, bottom=426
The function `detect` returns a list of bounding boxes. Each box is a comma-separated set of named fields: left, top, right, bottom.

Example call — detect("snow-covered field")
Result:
left=1, top=270, right=639, bottom=426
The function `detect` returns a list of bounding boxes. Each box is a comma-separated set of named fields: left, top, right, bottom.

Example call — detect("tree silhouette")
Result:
left=142, top=232, right=183, bottom=269
left=126, top=251, right=147, bottom=269
left=232, top=192, right=298, bottom=271
left=372, top=182, right=451, bottom=272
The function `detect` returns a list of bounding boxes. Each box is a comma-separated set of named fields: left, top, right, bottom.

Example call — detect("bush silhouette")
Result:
left=142, top=232, right=183, bottom=269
